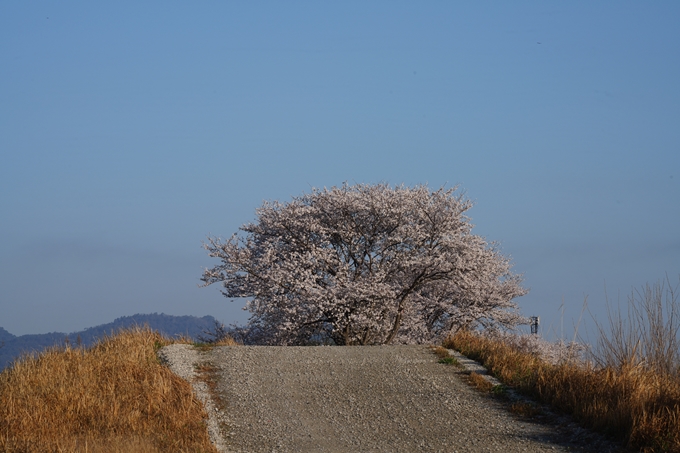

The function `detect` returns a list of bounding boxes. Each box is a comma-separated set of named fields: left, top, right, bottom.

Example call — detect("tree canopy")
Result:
left=202, top=183, right=527, bottom=345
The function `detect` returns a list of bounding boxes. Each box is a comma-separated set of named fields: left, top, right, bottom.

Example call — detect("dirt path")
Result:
left=161, top=345, right=619, bottom=453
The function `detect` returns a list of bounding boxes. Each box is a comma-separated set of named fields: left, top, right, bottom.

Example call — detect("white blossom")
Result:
left=202, top=183, right=528, bottom=345
left=481, top=330, right=588, bottom=365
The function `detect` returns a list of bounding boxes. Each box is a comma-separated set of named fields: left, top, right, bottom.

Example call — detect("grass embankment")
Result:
left=445, top=278, right=680, bottom=452
left=0, top=327, right=218, bottom=453
left=445, top=329, right=680, bottom=452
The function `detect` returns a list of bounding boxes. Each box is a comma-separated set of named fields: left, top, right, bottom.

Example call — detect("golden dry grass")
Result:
left=467, top=371, right=494, bottom=392
left=211, top=335, right=239, bottom=346
left=445, top=330, right=680, bottom=452
left=0, top=327, right=218, bottom=453
left=431, top=345, right=451, bottom=360
left=192, top=336, right=239, bottom=352
left=509, top=401, right=543, bottom=418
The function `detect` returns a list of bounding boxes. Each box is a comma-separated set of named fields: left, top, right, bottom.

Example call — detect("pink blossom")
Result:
left=202, top=183, right=528, bottom=345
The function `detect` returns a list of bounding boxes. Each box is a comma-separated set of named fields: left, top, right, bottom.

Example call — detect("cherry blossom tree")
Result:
left=202, top=183, right=528, bottom=345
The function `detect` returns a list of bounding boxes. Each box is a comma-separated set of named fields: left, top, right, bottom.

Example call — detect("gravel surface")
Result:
left=157, top=344, right=230, bottom=452
left=160, top=345, right=625, bottom=453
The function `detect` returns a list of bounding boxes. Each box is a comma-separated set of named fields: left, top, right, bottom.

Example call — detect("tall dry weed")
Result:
left=0, top=326, right=217, bottom=453
left=593, top=276, right=680, bottom=378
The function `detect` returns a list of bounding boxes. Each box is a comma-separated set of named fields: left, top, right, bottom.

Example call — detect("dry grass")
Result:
left=467, top=371, right=494, bottom=392
left=510, top=401, right=543, bottom=418
left=0, top=326, right=218, bottom=453
left=192, top=335, right=239, bottom=352
left=445, top=278, right=680, bottom=452
left=431, top=345, right=451, bottom=360
left=211, top=337, right=239, bottom=346
left=445, top=329, right=680, bottom=452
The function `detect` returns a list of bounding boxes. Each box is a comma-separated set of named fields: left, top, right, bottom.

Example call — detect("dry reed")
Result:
left=0, top=326, right=218, bottom=453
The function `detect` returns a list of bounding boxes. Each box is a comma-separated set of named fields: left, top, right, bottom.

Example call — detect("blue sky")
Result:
left=1, top=2, right=678, bottom=339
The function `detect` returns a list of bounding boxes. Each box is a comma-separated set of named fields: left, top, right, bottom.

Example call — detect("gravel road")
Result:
left=160, top=345, right=624, bottom=453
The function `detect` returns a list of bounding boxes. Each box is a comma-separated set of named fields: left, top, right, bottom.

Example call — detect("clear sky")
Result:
left=1, top=2, right=678, bottom=340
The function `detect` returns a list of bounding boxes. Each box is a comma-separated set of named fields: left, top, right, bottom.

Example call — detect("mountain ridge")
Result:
left=0, top=326, right=15, bottom=343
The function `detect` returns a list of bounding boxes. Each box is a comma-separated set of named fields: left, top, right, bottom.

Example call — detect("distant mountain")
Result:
left=0, top=326, right=15, bottom=343
left=69, top=313, right=219, bottom=345
left=0, top=313, right=220, bottom=371
left=0, top=332, right=67, bottom=371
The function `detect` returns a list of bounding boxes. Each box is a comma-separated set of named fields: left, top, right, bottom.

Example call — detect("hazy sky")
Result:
left=1, top=2, right=678, bottom=339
